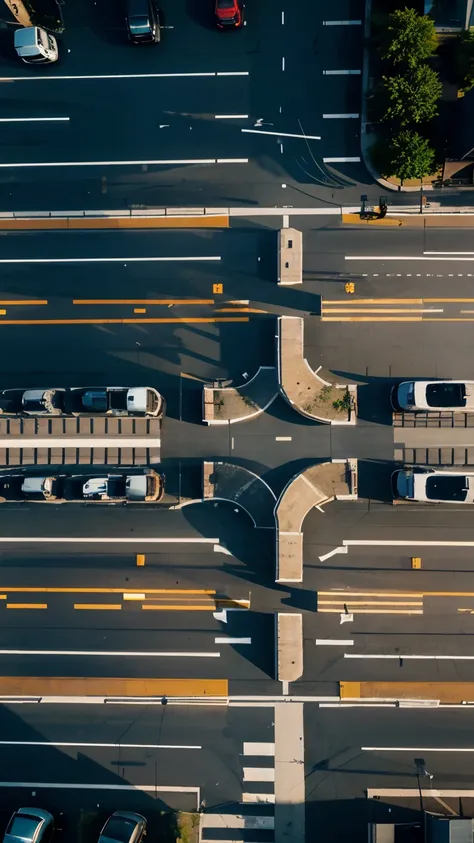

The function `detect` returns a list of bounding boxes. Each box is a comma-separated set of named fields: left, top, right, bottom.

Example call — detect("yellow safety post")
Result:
left=411, top=557, right=421, bottom=569
left=136, top=554, right=146, bottom=567
left=345, top=282, right=355, bottom=294
left=213, top=283, right=223, bottom=294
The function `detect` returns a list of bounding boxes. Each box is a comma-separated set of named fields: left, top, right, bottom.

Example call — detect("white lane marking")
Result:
left=242, top=793, right=275, bottom=803
left=320, top=703, right=397, bottom=708
left=323, top=114, right=359, bottom=118
left=315, top=639, right=354, bottom=646
left=0, top=740, right=201, bottom=749
left=243, top=767, right=275, bottom=782
left=214, top=637, right=251, bottom=644
left=0, top=649, right=220, bottom=658
left=323, top=69, right=361, bottom=75
left=324, top=157, right=360, bottom=162
left=0, top=438, right=161, bottom=448
left=319, top=546, right=348, bottom=562
left=425, top=251, right=474, bottom=255
left=345, top=654, right=474, bottom=660
left=243, top=742, right=275, bottom=756
left=214, top=114, right=249, bottom=119
left=368, top=789, right=474, bottom=798
left=346, top=256, right=474, bottom=262
left=0, top=537, right=219, bottom=544
left=275, top=436, right=292, bottom=441
left=281, top=681, right=289, bottom=695
left=281, top=11, right=284, bottom=23
left=282, top=57, right=285, bottom=71
left=0, top=117, right=70, bottom=123
left=0, top=71, right=249, bottom=81
left=363, top=747, right=474, bottom=752
left=0, top=256, right=220, bottom=264
left=0, top=782, right=199, bottom=794
left=461, top=310, right=474, bottom=313
left=242, top=128, right=321, bottom=140
left=213, top=544, right=232, bottom=555
left=0, top=159, right=248, bottom=169
left=323, top=19, right=362, bottom=24
left=344, top=540, right=474, bottom=547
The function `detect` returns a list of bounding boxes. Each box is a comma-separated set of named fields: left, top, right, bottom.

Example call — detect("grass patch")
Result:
left=157, top=811, right=200, bottom=843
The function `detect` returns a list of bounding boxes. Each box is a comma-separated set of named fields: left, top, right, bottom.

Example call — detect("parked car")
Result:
left=392, top=467, right=474, bottom=504
left=391, top=380, right=474, bottom=412
left=125, top=0, right=161, bottom=42
left=3, top=808, right=54, bottom=843
left=0, top=470, right=164, bottom=503
left=14, top=27, right=58, bottom=64
left=0, top=386, right=164, bottom=418
left=215, top=0, right=243, bottom=28
left=98, top=812, right=147, bottom=843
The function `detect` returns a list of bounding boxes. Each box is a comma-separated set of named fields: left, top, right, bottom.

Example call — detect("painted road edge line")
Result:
left=0, top=649, right=220, bottom=658
left=0, top=740, right=202, bottom=749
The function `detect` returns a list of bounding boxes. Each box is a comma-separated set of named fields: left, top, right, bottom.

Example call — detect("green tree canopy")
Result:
left=385, top=129, right=436, bottom=182
left=454, top=30, right=474, bottom=92
left=382, top=64, right=442, bottom=124
left=382, top=7, right=438, bottom=67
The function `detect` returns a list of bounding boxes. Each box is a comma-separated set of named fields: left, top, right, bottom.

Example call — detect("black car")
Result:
left=125, top=0, right=160, bottom=43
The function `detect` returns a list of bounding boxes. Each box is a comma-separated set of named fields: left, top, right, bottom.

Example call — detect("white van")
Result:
left=14, top=27, right=58, bottom=64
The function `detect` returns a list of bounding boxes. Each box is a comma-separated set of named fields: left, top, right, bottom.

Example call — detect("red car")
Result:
left=215, top=0, right=243, bottom=28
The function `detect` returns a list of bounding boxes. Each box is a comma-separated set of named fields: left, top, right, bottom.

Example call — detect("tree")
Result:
left=382, top=7, right=438, bottom=68
left=382, top=64, right=442, bottom=125
left=385, top=130, right=436, bottom=182
left=454, top=30, right=474, bottom=92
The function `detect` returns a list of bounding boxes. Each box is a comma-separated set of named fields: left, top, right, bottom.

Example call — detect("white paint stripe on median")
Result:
left=0, top=256, right=220, bottom=264
left=0, top=71, right=249, bottom=81
left=0, top=649, right=220, bottom=658
left=0, top=740, right=201, bottom=750
left=0, top=117, right=70, bottom=123
left=0, top=159, right=248, bottom=169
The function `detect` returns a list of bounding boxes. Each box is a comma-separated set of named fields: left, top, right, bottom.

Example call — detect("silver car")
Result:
left=98, top=812, right=146, bottom=843
left=3, top=808, right=54, bottom=843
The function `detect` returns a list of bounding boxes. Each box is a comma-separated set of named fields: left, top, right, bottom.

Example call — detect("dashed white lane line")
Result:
left=0, top=741, right=201, bottom=750
left=0, top=71, right=249, bottom=81
left=345, top=654, right=474, bottom=661
left=215, top=637, right=251, bottom=644
left=0, top=782, right=199, bottom=794
left=346, top=256, right=474, bottom=262
left=363, top=747, right=474, bottom=752
left=214, top=114, right=249, bottom=119
left=315, top=639, right=354, bottom=646
left=323, top=69, right=361, bottom=75
left=323, top=113, right=359, bottom=119
left=0, top=256, right=220, bottom=264
left=0, top=158, right=248, bottom=169
left=0, top=117, right=70, bottom=123
left=323, top=19, right=362, bottom=24
left=281, top=11, right=285, bottom=23
left=0, top=537, right=219, bottom=544
left=324, top=157, right=360, bottom=162
left=282, top=57, right=285, bottom=71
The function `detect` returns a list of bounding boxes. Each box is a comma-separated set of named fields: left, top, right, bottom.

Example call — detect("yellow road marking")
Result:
left=0, top=216, right=229, bottom=231
left=134, top=308, right=146, bottom=314
left=0, top=587, right=216, bottom=594
left=123, top=593, right=146, bottom=601
left=0, top=300, right=48, bottom=306
left=141, top=604, right=216, bottom=611
left=340, top=681, right=361, bottom=699
left=318, top=600, right=423, bottom=606
left=0, top=595, right=6, bottom=600
left=0, top=677, right=229, bottom=697
left=73, top=299, right=215, bottom=306
left=321, top=308, right=428, bottom=314
left=319, top=591, right=423, bottom=597
left=74, top=603, right=122, bottom=610
left=0, top=311, right=5, bottom=316
left=318, top=608, right=423, bottom=614
left=7, top=603, right=47, bottom=609
left=0, top=317, right=249, bottom=326
left=321, top=316, right=422, bottom=322
left=214, top=307, right=268, bottom=314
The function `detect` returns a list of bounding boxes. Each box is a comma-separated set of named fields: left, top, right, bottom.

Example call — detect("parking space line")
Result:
left=0, top=117, right=70, bottom=123
left=0, top=159, right=248, bottom=169
left=0, top=72, right=248, bottom=81
left=0, top=740, right=202, bottom=749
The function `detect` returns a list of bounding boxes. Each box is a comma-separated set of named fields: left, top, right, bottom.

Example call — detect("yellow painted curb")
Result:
left=0, top=677, right=228, bottom=697
left=342, top=214, right=403, bottom=227
left=0, top=216, right=229, bottom=231
left=341, top=681, right=474, bottom=703
left=340, top=681, right=361, bottom=699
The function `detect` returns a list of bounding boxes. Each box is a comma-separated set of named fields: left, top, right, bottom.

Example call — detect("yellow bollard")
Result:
left=136, top=554, right=145, bottom=567
left=411, top=557, right=421, bottom=569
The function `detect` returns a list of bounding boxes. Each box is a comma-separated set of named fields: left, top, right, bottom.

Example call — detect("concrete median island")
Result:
left=275, top=460, right=358, bottom=583
left=278, top=316, right=357, bottom=424
left=203, top=367, right=279, bottom=424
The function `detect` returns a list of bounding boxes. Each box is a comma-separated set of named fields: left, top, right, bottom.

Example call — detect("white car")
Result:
left=391, top=380, right=474, bottom=412
left=393, top=468, right=474, bottom=504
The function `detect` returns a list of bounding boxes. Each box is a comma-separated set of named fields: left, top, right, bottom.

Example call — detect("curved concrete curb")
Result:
left=275, top=460, right=358, bottom=583
left=203, top=367, right=279, bottom=425
left=203, top=461, right=277, bottom=528
left=277, top=317, right=357, bottom=424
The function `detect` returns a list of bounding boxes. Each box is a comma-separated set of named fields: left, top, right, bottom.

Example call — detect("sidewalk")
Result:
left=274, top=703, right=305, bottom=843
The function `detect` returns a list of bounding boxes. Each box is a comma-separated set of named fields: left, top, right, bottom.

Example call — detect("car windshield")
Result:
left=217, top=1, right=235, bottom=9
left=101, top=818, right=136, bottom=843
left=8, top=815, right=40, bottom=841
left=129, top=15, right=150, bottom=31
left=426, top=475, right=469, bottom=502
left=426, top=382, right=466, bottom=408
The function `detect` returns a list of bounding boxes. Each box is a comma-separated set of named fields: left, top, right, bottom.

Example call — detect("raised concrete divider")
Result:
left=203, top=367, right=279, bottom=424
left=274, top=702, right=305, bottom=843
left=278, top=316, right=357, bottom=424
left=276, top=612, right=303, bottom=683
left=203, top=461, right=276, bottom=528
left=278, top=228, right=302, bottom=285
left=275, top=460, right=358, bottom=582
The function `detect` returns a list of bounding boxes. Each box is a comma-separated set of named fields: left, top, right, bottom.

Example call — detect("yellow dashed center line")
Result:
left=72, top=299, right=215, bottom=306
left=7, top=603, right=47, bottom=610
left=74, top=603, right=122, bottom=611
